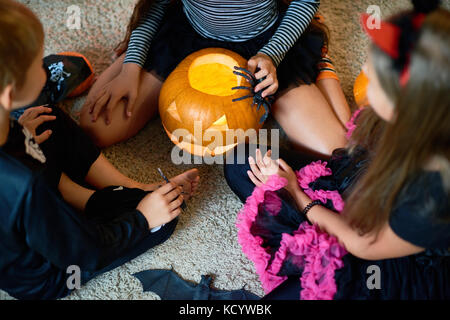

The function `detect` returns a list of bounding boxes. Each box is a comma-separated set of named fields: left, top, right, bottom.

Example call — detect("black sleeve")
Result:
left=37, top=105, right=101, bottom=186
left=22, top=173, right=151, bottom=272
left=389, top=172, right=450, bottom=249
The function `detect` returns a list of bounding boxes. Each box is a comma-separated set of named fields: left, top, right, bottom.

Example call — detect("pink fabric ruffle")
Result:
left=236, top=161, right=348, bottom=300
left=297, top=161, right=345, bottom=213
left=271, top=225, right=347, bottom=300
left=296, top=160, right=332, bottom=189
left=263, top=190, right=283, bottom=216
left=345, top=108, right=363, bottom=140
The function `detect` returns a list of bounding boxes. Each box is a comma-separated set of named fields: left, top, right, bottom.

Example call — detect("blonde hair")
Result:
left=0, top=0, right=44, bottom=92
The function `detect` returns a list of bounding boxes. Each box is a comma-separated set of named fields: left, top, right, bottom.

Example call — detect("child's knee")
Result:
left=79, top=114, right=115, bottom=148
left=225, top=151, right=246, bottom=181
left=317, top=129, right=348, bottom=156
left=224, top=148, right=255, bottom=198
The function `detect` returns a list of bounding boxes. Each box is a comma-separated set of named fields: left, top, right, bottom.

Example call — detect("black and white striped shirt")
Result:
left=124, top=0, right=319, bottom=67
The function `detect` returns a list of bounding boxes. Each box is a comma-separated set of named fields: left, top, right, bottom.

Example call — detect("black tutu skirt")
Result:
left=143, top=2, right=327, bottom=90
left=233, top=146, right=450, bottom=300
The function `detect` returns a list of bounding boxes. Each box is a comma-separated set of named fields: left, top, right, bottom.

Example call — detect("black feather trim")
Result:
left=412, top=0, right=440, bottom=14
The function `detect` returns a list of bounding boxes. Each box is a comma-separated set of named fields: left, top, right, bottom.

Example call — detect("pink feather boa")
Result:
left=236, top=161, right=347, bottom=300
left=345, top=108, right=363, bottom=140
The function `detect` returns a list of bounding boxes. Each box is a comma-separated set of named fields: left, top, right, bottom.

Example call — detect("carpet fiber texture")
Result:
left=2, top=0, right=447, bottom=300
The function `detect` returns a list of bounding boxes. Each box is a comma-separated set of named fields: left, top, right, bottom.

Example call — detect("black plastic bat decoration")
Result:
left=133, top=269, right=260, bottom=300
left=231, top=66, right=275, bottom=124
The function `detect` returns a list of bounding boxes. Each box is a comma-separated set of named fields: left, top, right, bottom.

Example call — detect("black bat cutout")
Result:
left=133, top=269, right=260, bottom=300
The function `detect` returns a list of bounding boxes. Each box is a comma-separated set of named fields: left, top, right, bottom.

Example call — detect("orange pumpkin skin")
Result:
left=159, top=48, right=266, bottom=157
left=353, top=70, right=369, bottom=108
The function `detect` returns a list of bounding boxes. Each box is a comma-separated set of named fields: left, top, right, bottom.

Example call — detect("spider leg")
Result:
left=233, top=71, right=255, bottom=87
left=231, top=67, right=273, bottom=124
left=231, top=86, right=253, bottom=91
left=259, top=112, right=269, bottom=124
left=262, top=101, right=271, bottom=123
left=233, top=66, right=257, bottom=86
left=233, top=66, right=256, bottom=80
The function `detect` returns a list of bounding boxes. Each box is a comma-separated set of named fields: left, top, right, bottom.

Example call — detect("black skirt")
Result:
left=143, top=2, right=327, bottom=91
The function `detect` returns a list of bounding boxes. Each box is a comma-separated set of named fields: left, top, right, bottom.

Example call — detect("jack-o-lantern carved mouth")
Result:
left=167, top=101, right=230, bottom=132
left=188, top=54, right=241, bottom=96
left=164, top=103, right=237, bottom=156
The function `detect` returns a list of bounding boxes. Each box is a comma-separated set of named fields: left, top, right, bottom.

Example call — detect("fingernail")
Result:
left=127, top=111, right=132, bottom=117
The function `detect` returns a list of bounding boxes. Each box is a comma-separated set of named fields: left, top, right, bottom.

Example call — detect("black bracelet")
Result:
left=302, top=200, right=322, bottom=218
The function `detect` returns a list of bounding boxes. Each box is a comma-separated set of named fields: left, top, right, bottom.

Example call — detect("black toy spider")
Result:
left=231, top=66, right=275, bottom=124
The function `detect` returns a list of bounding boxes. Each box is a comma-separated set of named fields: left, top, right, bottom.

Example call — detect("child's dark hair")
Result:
left=0, top=0, right=44, bottom=92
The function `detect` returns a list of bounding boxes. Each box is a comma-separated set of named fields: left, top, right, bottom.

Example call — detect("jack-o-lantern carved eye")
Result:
left=167, top=101, right=182, bottom=122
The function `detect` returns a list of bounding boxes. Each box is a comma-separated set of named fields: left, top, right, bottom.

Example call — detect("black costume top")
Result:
left=0, top=108, right=151, bottom=300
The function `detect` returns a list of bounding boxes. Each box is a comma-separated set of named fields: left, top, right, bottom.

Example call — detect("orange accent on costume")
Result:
left=57, top=52, right=95, bottom=98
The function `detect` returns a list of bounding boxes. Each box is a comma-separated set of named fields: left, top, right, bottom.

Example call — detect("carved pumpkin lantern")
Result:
left=353, top=69, right=369, bottom=108
left=159, top=48, right=268, bottom=157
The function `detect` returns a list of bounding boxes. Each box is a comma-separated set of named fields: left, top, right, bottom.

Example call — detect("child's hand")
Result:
left=86, top=63, right=140, bottom=125
left=18, top=105, right=56, bottom=144
left=136, top=182, right=184, bottom=230
left=247, top=53, right=279, bottom=98
left=248, top=149, right=300, bottom=195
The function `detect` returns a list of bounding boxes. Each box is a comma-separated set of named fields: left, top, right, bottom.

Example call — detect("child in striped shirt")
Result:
left=81, top=0, right=350, bottom=156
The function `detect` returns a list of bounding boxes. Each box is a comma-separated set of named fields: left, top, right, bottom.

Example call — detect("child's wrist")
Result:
left=293, top=187, right=312, bottom=212
left=121, top=63, right=141, bottom=78
left=285, top=179, right=300, bottom=196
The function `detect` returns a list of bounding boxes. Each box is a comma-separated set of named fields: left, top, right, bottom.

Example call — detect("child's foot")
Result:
left=170, top=169, right=200, bottom=201
left=142, top=169, right=200, bottom=199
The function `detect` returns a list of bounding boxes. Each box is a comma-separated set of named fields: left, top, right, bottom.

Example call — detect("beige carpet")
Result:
left=2, top=0, right=448, bottom=300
